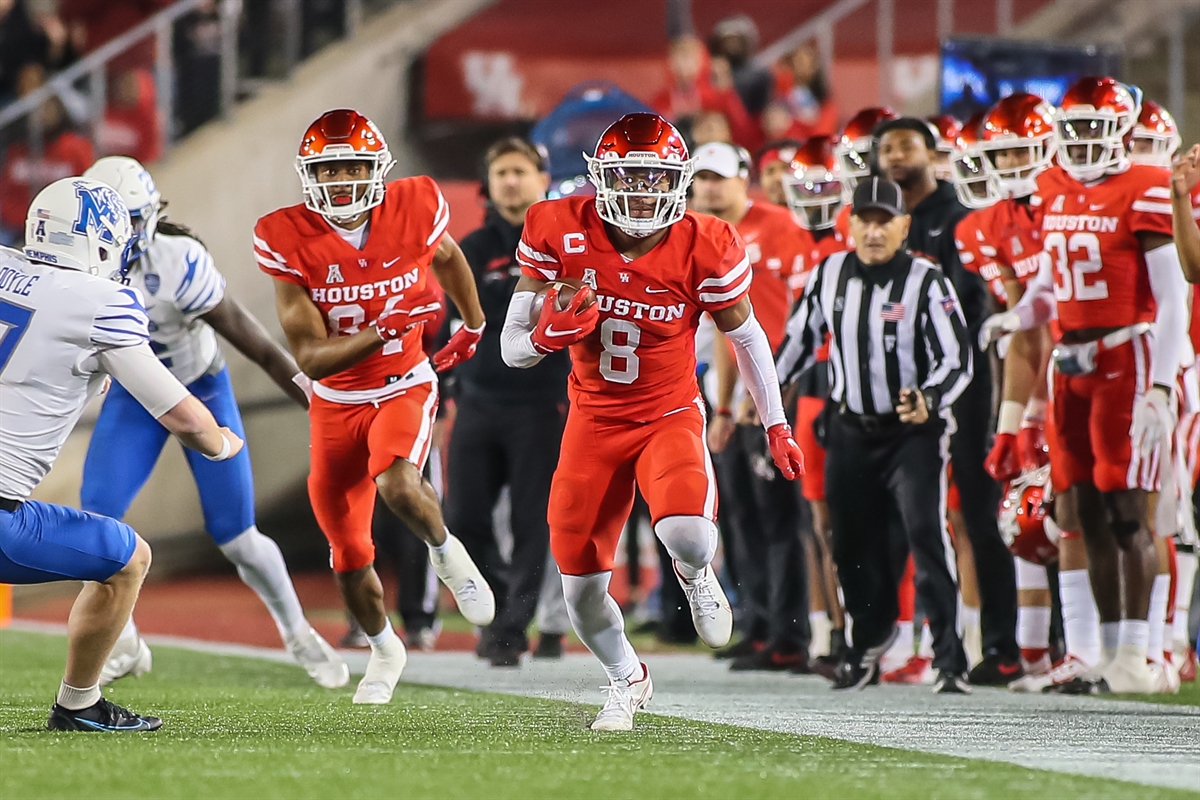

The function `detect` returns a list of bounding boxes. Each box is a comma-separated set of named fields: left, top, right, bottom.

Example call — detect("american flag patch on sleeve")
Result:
left=940, top=295, right=957, bottom=315
left=880, top=302, right=906, bottom=321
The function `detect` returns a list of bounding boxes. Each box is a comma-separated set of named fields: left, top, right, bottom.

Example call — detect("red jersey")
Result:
left=957, top=199, right=1044, bottom=307
left=834, top=203, right=853, bottom=246
left=736, top=201, right=805, bottom=350
left=1037, top=163, right=1173, bottom=332
left=519, top=196, right=749, bottom=422
left=0, top=132, right=94, bottom=230
left=792, top=226, right=849, bottom=362
left=956, top=208, right=1006, bottom=304
left=254, top=177, right=449, bottom=394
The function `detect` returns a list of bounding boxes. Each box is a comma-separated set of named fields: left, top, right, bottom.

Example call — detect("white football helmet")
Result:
left=24, top=177, right=132, bottom=275
left=83, top=156, right=162, bottom=266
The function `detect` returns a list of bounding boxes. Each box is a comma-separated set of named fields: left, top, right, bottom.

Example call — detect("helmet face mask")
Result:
left=295, top=110, right=395, bottom=223
left=1129, top=100, right=1181, bottom=168
left=24, top=177, right=132, bottom=275
left=950, top=145, right=999, bottom=209
left=1054, top=78, right=1137, bottom=183
left=982, top=140, right=1052, bottom=198
left=82, top=155, right=162, bottom=273
left=586, top=113, right=692, bottom=238
left=998, top=465, right=1059, bottom=566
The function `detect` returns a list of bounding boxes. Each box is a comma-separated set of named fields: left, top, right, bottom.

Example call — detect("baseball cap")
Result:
left=851, top=176, right=905, bottom=217
left=693, top=142, right=749, bottom=179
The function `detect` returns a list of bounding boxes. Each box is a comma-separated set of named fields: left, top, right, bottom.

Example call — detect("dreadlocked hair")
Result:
left=156, top=219, right=206, bottom=248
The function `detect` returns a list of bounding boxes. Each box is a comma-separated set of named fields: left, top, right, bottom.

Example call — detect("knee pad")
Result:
left=654, top=515, right=717, bottom=570
left=1014, top=556, right=1049, bottom=591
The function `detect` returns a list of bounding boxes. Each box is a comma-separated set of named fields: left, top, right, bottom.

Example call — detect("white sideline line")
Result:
left=6, top=622, right=1200, bottom=791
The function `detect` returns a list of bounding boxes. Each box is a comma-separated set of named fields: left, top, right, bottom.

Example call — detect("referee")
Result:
left=777, top=177, right=973, bottom=694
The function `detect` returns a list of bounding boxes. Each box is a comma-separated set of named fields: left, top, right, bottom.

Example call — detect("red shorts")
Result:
left=1050, top=335, right=1157, bottom=493
left=549, top=401, right=716, bottom=575
left=795, top=396, right=826, bottom=501
left=308, top=382, right=439, bottom=572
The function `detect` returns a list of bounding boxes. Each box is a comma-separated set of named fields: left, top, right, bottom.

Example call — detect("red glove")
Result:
left=1017, top=424, right=1049, bottom=471
left=433, top=323, right=484, bottom=371
left=984, top=432, right=1021, bottom=482
left=375, top=289, right=441, bottom=341
left=530, top=286, right=598, bottom=354
left=767, top=423, right=804, bottom=480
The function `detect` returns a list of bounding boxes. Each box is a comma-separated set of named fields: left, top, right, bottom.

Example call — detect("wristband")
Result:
left=204, top=431, right=232, bottom=462
left=716, top=407, right=732, bottom=417
left=997, top=400, right=1024, bottom=435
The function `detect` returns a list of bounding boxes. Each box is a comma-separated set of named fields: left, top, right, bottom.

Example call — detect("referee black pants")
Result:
left=445, top=395, right=566, bottom=651
left=950, top=362, right=1020, bottom=660
left=825, top=413, right=968, bottom=674
left=716, top=424, right=809, bottom=651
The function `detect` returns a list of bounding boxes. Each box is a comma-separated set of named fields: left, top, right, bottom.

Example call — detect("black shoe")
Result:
left=1043, top=676, right=1104, bottom=695
left=830, top=657, right=879, bottom=690
left=488, top=646, right=523, bottom=668
left=48, top=698, right=161, bottom=732
left=714, top=638, right=764, bottom=661
left=474, top=636, right=497, bottom=660
left=730, top=644, right=808, bottom=672
left=932, top=670, right=972, bottom=694
left=808, top=652, right=844, bottom=680
left=967, top=652, right=1025, bottom=686
left=533, top=633, right=564, bottom=660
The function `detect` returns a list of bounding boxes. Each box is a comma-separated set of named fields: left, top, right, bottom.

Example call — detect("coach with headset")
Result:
left=777, top=177, right=973, bottom=694
left=439, top=138, right=571, bottom=667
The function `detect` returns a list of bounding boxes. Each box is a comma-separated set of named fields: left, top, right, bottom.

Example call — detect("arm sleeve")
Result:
left=253, top=220, right=307, bottom=288
left=515, top=206, right=562, bottom=281
left=1146, top=242, right=1189, bottom=387
left=774, top=262, right=826, bottom=386
left=921, top=271, right=974, bottom=410
left=500, top=290, right=546, bottom=368
left=89, top=285, right=150, bottom=349
left=696, top=224, right=752, bottom=312
left=174, top=241, right=226, bottom=319
left=723, top=312, right=787, bottom=428
left=96, top=344, right=190, bottom=419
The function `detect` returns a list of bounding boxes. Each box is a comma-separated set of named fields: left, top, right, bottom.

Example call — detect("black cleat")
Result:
left=532, top=633, right=563, bottom=660
left=967, top=653, right=1024, bottom=686
left=932, top=670, right=972, bottom=694
left=48, top=698, right=162, bottom=732
left=714, top=637, right=764, bottom=661
left=730, top=644, right=808, bottom=672
left=808, top=652, right=845, bottom=680
left=488, top=645, right=523, bottom=668
left=830, top=658, right=879, bottom=690
left=1043, top=676, right=1105, bottom=695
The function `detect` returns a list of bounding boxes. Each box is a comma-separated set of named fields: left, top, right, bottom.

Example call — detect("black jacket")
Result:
left=904, top=180, right=989, bottom=342
left=440, top=207, right=570, bottom=404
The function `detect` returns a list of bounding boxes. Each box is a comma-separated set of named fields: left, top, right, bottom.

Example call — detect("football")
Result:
left=528, top=278, right=595, bottom=327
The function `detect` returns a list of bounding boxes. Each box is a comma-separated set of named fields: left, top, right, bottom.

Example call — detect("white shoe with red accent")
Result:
left=1040, top=653, right=1097, bottom=694
left=673, top=562, right=732, bottom=649
left=1147, top=660, right=1181, bottom=694
left=591, top=663, right=654, bottom=732
left=1008, top=652, right=1052, bottom=693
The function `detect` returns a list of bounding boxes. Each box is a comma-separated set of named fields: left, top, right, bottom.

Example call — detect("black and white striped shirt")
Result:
left=776, top=250, right=973, bottom=416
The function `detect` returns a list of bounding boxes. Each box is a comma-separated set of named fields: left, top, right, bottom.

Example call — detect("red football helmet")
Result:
left=927, top=114, right=963, bottom=181
left=998, top=465, right=1060, bottom=566
left=835, top=107, right=897, bottom=186
left=979, top=92, right=1056, bottom=199
left=1130, top=99, right=1181, bottom=168
left=295, top=109, right=395, bottom=220
left=586, top=113, right=692, bottom=237
left=950, top=111, right=994, bottom=209
left=781, top=136, right=846, bottom=231
left=1054, top=76, right=1138, bottom=182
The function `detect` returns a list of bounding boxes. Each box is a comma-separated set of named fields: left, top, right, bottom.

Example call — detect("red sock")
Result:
left=898, top=556, right=916, bottom=622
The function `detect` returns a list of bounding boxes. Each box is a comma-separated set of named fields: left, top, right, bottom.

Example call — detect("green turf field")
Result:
left=0, top=630, right=1193, bottom=800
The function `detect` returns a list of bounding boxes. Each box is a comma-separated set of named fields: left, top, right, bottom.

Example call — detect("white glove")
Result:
left=979, top=310, right=1021, bottom=351
left=1129, top=386, right=1174, bottom=459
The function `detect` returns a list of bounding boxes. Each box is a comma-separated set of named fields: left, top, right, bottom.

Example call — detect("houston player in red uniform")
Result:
left=982, top=78, right=1190, bottom=693
left=832, top=107, right=898, bottom=243
left=779, top=135, right=851, bottom=670
left=690, top=141, right=811, bottom=671
left=256, top=110, right=494, bottom=705
left=501, top=114, right=803, bottom=730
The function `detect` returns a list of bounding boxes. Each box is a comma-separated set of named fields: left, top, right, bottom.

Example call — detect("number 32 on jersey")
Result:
left=1046, top=231, right=1108, bottom=302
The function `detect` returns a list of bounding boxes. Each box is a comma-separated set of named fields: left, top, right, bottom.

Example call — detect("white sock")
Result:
left=1175, top=551, right=1198, bottom=652
left=809, top=612, right=832, bottom=658
left=56, top=681, right=101, bottom=711
left=1101, top=621, right=1120, bottom=661
left=918, top=622, right=934, bottom=659
left=219, top=526, right=309, bottom=642
left=366, top=623, right=399, bottom=651
left=961, top=605, right=983, bottom=666
left=1017, top=605, right=1051, bottom=651
left=561, top=572, right=639, bottom=684
left=1147, top=573, right=1170, bottom=664
left=1118, top=619, right=1149, bottom=657
left=1060, top=569, right=1102, bottom=665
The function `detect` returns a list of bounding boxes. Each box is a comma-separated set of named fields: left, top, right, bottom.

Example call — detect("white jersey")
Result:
left=0, top=247, right=150, bottom=500
left=127, top=231, right=225, bottom=385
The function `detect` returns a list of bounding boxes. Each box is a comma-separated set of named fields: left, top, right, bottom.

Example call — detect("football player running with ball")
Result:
left=501, top=113, right=804, bottom=731
left=257, top=109, right=494, bottom=705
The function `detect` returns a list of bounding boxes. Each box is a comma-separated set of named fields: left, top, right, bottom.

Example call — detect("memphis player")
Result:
left=78, top=156, right=348, bottom=689
left=1, top=177, right=243, bottom=731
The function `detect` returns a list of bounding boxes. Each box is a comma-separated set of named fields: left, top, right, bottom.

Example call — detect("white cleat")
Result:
left=673, top=562, right=732, bottom=649
left=591, top=663, right=653, bottom=732
left=99, top=636, right=152, bottom=686
left=287, top=627, right=350, bottom=689
left=1099, top=646, right=1158, bottom=694
left=352, top=637, right=408, bottom=704
left=1147, top=660, right=1181, bottom=694
left=1009, top=653, right=1052, bottom=693
left=430, top=534, right=495, bottom=626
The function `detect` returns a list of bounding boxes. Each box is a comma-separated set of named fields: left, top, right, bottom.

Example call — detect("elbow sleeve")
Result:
left=724, top=313, right=787, bottom=428
left=96, top=344, right=190, bottom=419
